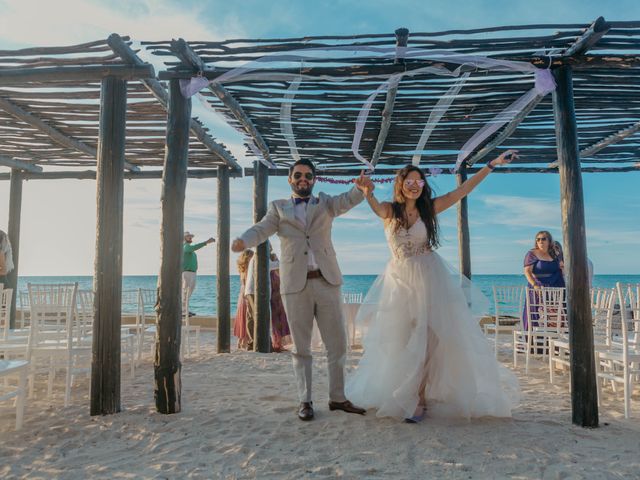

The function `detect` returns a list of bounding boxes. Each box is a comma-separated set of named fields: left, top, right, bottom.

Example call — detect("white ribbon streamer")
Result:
left=182, top=46, right=557, bottom=172
left=412, top=72, right=470, bottom=167
left=279, top=77, right=302, bottom=162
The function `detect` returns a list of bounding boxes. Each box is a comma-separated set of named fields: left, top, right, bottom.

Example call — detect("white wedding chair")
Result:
left=18, top=290, right=30, bottom=329
left=0, top=359, right=28, bottom=430
left=76, top=289, right=136, bottom=379
left=513, top=287, right=567, bottom=373
left=484, top=286, right=524, bottom=357
left=549, top=287, right=616, bottom=385
left=342, top=291, right=363, bottom=348
left=1, top=287, right=13, bottom=341
left=26, top=282, right=89, bottom=406
left=181, top=288, right=201, bottom=358
left=595, top=283, right=640, bottom=418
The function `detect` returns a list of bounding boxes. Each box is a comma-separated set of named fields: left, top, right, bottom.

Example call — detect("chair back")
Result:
left=615, top=283, right=640, bottom=357
left=493, top=285, right=525, bottom=328
left=1, top=288, right=13, bottom=341
left=526, top=286, right=567, bottom=333
left=139, top=289, right=157, bottom=328
left=27, top=283, right=78, bottom=345
left=591, top=287, right=616, bottom=346
left=342, top=292, right=363, bottom=304
left=18, top=290, right=30, bottom=328
left=75, top=290, right=95, bottom=342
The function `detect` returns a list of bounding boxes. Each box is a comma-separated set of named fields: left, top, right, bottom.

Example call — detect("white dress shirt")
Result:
left=293, top=197, right=319, bottom=271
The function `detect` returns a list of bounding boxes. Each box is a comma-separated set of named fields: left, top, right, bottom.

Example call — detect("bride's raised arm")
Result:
left=433, top=150, right=516, bottom=214
left=354, top=171, right=392, bottom=219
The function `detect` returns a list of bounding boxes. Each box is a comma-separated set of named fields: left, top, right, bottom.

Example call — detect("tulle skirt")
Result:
left=345, top=251, right=519, bottom=420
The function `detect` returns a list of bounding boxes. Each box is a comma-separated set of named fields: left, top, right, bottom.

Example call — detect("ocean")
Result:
left=14, top=274, right=640, bottom=316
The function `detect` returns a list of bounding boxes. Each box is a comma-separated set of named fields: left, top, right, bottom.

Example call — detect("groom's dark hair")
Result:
left=289, top=159, right=316, bottom=177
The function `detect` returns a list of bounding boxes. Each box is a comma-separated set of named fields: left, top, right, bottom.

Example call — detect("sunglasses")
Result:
left=536, top=237, right=549, bottom=242
left=293, top=172, right=314, bottom=181
left=404, top=179, right=425, bottom=188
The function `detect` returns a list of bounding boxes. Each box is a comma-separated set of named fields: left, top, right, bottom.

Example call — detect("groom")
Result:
left=232, top=159, right=370, bottom=421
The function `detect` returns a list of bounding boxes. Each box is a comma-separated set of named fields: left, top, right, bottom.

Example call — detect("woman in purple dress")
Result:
left=523, top=230, right=565, bottom=329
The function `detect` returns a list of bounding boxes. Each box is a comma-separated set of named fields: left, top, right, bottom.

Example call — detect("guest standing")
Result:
left=182, top=231, right=215, bottom=313
left=234, top=249, right=254, bottom=350
left=0, top=229, right=14, bottom=285
left=523, top=231, right=565, bottom=329
left=269, top=251, right=291, bottom=352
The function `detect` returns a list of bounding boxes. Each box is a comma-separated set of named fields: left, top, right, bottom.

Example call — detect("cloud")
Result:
left=0, top=0, right=246, bottom=47
left=475, top=194, right=561, bottom=229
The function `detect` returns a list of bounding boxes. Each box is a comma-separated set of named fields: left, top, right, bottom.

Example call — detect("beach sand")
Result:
left=1, top=332, right=639, bottom=479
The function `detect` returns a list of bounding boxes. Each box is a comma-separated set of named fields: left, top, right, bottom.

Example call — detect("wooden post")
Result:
left=216, top=166, right=231, bottom=353
left=6, top=169, right=23, bottom=328
left=155, top=79, right=191, bottom=414
left=253, top=160, right=271, bottom=353
left=553, top=65, right=598, bottom=428
left=90, top=76, right=127, bottom=416
left=456, top=169, right=471, bottom=280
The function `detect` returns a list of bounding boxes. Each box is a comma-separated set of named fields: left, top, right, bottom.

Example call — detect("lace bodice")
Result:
left=385, top=219, right=431, bottom=260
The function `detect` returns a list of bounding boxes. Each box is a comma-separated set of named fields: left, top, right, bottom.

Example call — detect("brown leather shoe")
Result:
left=328, top=400, right=366, bottom=415
left=298, top=402, right=314, bottom=421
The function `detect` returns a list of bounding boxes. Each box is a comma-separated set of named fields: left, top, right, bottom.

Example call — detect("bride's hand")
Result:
left=491, top=149, right=518, bottom=167
left=354, top=170, right=374, bottom=197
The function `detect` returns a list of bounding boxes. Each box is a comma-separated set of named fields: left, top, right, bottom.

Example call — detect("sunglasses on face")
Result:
left=293, top=172, right=314, bottom=181
left=404, top=179, right=425, bottom=188
left=536, top=237, right=548, bottom=242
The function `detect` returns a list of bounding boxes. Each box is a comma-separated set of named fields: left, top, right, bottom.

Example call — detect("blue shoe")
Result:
left=404, top=406, right=427, bottom=424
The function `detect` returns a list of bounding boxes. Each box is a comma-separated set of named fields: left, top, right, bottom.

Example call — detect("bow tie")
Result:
left=293, top=197, right=311, bottom=205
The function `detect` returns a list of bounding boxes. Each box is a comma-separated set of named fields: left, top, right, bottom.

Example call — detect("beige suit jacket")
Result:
left=239, top=187, right=364, bottom=294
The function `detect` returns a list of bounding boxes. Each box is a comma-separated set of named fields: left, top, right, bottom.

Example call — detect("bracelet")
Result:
left=486, top=160, right=496, bottom=170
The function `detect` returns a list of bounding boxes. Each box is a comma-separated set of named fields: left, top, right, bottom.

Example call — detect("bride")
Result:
left=347, top=151, right=520, bottom=423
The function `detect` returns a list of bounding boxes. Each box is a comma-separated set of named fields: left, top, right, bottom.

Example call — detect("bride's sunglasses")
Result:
left=293, top=172, right=314, bottom=181
left=404, top=179, right=425, bottom=188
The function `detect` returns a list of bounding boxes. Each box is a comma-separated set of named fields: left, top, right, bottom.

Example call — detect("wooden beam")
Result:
left=0, top=95, right=139, bottom=172
left=242, top=165, right=640, bottom=177
left=462, top=18, right=610, bottom=168
left=0, top=155, right=42, bottom=173
left=456, top=169, right=471, bottom=279
left=107, top=34, right=242, bottom=172
left=155, top=79, right=191, bottom=414
left=216, top=166, right=231, bottom=353
left=465, top=95, right=546, bottom=166
left=580, top=120, right=640, bottom=158
left=564, top=17, right=611, bottom=58
left=5, top=169, right=23, bottom=329
left=170, top=39, right=274, bottom=166
left=0, top=164, right=637, bottom=182
left=0, top=64, right=155, bottom=85
left=0, top=168, right=241, bottom=180
left=553, top=65, right=598, bottom=428
left=158, top=54, right=640, bottom=81
left=253, top=160, right=271, bottom=353
left=370, top=28, right=408, bottom=168
left=90, top=76, right=127, bottom=416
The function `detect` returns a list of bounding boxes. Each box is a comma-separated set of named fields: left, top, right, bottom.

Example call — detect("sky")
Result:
left=0, top=0, right=638, bottom=276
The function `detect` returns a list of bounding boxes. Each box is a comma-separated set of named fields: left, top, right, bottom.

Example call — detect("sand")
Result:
left=1, top=332, right=639, bottom=479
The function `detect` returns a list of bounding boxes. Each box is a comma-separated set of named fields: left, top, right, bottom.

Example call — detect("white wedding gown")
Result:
left=345, top=219, right=519, bottom=419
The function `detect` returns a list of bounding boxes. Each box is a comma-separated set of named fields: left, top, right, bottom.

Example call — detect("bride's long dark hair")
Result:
left=390, top=165, right=440, bottom=249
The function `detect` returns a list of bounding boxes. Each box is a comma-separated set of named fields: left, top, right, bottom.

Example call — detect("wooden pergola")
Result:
left=0, top=35, right=242, bottom=416
left=145, top=17, right=640, bottom=427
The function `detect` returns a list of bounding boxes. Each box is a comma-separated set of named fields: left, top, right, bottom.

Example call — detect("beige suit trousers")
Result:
left=281, top=277, right=347, bottom=403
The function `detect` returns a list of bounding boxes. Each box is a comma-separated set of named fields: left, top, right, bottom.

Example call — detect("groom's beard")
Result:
left=291, top=182, right=314, bottom=198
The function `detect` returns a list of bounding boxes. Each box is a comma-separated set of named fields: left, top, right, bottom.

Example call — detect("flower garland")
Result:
left=315, top=167, right=446, bottom=184
left=315, top=176, right=394, bottom=184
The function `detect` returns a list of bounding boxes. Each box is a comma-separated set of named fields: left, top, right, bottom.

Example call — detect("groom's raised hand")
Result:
left=231, top=238, right=246, bottom=252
